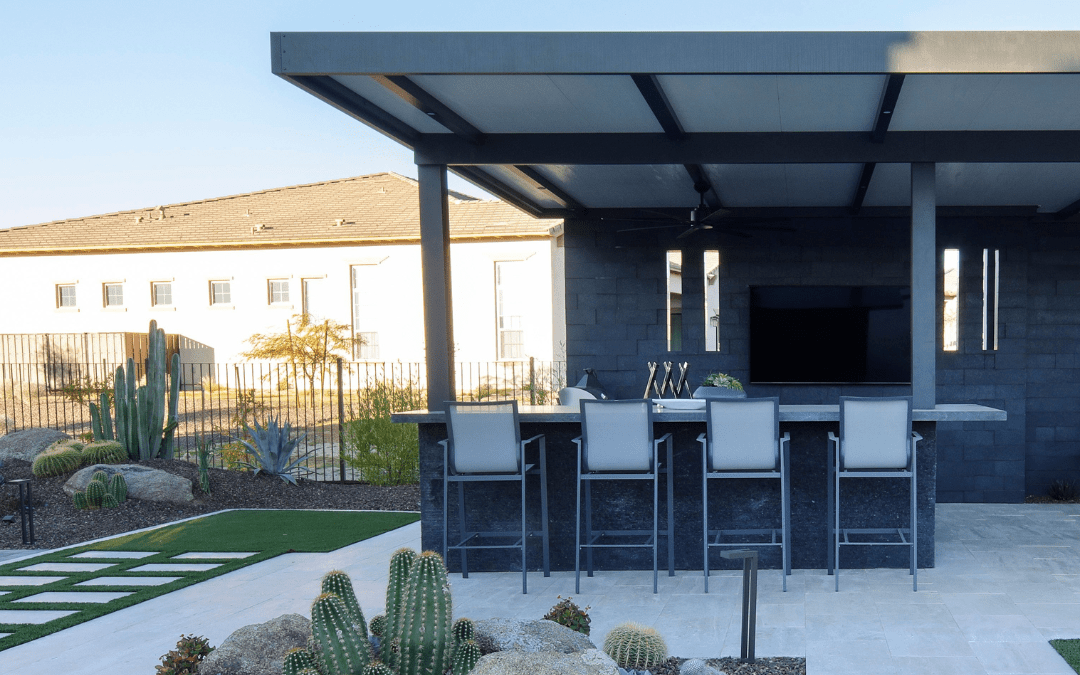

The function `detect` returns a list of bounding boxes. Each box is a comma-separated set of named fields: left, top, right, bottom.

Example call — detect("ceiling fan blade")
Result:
left=699, top=208, right=737, bottom=223
left=616, top=223, right=684, bottom=233
left=676, top=225, right=705, bottom=240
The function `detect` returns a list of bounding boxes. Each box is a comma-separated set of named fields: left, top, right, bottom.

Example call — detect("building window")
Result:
left=983, top=248, right=999, bottom=351
left=351, top=265, right=377, bottom=358
left=103, top=283, right=124, bottom=307
left=152, top=282, right=172, bottom=307
left=943, top=249, right=959, bottom=352
left=667, top=251, right=682, bottom=352
left=302, top=277, right=324, bottom=319
left=56, top=284, right=76, bottom=308
left=210, top=281, right=231, bottom=305
left=268, top=279, right=290, bottom=304
left=496, top=261, right=525, bottom=359
left=357, top=332, right=380, bottom=360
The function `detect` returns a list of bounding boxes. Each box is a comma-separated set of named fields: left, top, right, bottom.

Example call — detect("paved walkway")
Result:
left=1, top=503, right=1078, bottom=674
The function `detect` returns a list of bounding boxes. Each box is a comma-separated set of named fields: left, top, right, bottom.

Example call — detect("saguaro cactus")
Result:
left=397, top=551, right=454, bottom=675
left=383, top=548, right=417, bottom=671
left=310, top=592, right=372, bottom=675
left=321, top=570, right=369, bottom=639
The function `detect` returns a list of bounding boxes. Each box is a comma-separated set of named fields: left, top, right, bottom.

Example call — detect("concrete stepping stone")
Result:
left=76, top=576, right=181, bottom=587
left=0, top=609, right=78, bottom=624
left=0, top=633, right=9, bottom=639
left=129, top=563, right=221, bottom=573
left=19, top=562, right=115, bottom=573
left=69, top=551, right=156, bottom=559
left=14, top=591, right=132, bottom=604
left=171, top=552, right=257, bottom=560
left=0, top=576, right=66, bottom=586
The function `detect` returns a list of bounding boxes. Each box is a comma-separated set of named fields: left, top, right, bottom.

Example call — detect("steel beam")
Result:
left=418, top=164, right=456, bottom=409
left=284, top=75, right=421, bottom=148
left=504, top=165, right=585, bottom=212
left=447, top=166, right=547, bottom=217
left=372, top=75, right=485, bottom=143
left=414, top=130, right=1080, bottom=165
left=911, top=163, right=937, bottom=409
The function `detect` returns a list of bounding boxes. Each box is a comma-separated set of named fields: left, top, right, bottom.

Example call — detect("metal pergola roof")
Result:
left=271, top=31, right=1080, bottom=221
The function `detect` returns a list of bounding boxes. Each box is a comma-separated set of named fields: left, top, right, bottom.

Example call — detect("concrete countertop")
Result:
left=391, top=402, right=1007, bottom=424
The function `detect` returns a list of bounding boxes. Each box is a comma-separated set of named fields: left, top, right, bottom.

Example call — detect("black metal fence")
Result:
left=0, top=358, right=566, bottom=481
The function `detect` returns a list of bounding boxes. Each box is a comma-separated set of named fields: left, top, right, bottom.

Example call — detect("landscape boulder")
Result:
left=475, top=618, right=596, bottom=654
left=0, top=428, right=71, bottom=463
left=197, top=613, right=310, bottom=675
left=471, top=648, right=619, bottom=675
left=64, top=464, right=194, bottom=503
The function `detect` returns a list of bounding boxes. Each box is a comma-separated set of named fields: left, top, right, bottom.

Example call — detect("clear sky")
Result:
left=3, top=0, right=1079, bottom=229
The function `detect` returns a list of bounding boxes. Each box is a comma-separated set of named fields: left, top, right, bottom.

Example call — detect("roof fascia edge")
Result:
left=271, top=31, right=1080, bottom=75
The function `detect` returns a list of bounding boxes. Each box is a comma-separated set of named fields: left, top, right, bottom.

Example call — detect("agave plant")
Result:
left=239, top=416, right=309, bottom=485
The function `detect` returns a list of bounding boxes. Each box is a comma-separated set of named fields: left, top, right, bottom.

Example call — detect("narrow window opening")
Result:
left=704, top=250, right=720, bottom=352
left=982, top=248, right=1000, bottom=351
left=667, top=250, right=682, bottom=352
left=495, top=261, right=525, bottom=359
left=943, top=249, right=959, bottom=351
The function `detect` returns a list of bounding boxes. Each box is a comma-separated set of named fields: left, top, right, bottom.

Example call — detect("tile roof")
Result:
left=0, top=173, right=559, bottom=256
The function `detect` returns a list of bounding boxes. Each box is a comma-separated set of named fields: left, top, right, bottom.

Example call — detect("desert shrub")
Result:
left=1049, top=479, right=1078, bottom=501
left=155, top=634, right=214, bottom=675
left=543, top=595, right=591, bottom=636
left=342, top=380, right=424, bottom=486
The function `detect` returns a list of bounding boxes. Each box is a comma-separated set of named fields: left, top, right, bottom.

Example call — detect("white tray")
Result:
left=651, top=398, right=705, bottom=410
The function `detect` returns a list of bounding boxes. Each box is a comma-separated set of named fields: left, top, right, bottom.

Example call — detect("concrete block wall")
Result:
left=564, top=215, right=1080, bottom=504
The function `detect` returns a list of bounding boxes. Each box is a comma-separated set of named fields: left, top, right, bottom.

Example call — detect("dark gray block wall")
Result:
left=563, top=216, right=1080, bottom=504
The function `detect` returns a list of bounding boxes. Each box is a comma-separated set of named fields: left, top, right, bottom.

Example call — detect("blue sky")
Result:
left=2, top=0, right=1078, bottom=228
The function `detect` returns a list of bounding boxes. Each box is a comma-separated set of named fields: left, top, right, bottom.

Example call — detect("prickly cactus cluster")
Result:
left=31, top=443, right=83, bottom=477
left=602, top=622, right=668, bottom=671
left=81, top=440, right=128, bottom=465
left=72, top=470, right=128, bottom=510
left=286, top=550, right=479, bottom=675
left=368, top=615, right=387, bottom=637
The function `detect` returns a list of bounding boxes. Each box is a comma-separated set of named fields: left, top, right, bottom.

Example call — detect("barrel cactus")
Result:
left=72, top=491, right=89, bottom=510
left=283, top=647, right=319, bottom=675
left=108, top=473, right=128, bottom=503
left=310, top=592, right=372, bottom=675
left=368, top=615, right=386, bottom=637
left=397, top=551, right=454, bottom=675
left=361, top=662, right=395, bottom=675
left=85, top=479, right=107, bottom=509
left=602, top=623, right=668, bottom=671
left=452, top=639, right=481, bottom=675
left=680, top=658, right=723, bottom=675
left=82, top=440, right=127, bottom=465
left=101, top=493, right=119, bottom=509
left=31, top=447, right=83, bottom=477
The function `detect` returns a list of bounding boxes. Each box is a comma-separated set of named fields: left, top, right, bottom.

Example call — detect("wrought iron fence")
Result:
left=0, top=358, right=566, bottom=482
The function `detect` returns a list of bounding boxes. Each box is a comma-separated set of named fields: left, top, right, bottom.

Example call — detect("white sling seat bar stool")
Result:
left=440, top=400, right=550, bottom=594
left=574, top=399, right=674, bottom=594
left=828, top=396, right=921, bottom=592
left=698, top=397, right=791, bottom=592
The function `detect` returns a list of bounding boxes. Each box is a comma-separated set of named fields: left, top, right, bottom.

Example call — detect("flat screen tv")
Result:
left=749, top=286, right=911, bottom=384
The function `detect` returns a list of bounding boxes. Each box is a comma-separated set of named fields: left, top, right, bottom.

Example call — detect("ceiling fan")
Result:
left=614, top=183, right=791, bottom=240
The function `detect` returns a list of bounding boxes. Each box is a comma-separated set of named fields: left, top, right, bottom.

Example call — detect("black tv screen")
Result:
left=749, top=286, right=911, bottom=384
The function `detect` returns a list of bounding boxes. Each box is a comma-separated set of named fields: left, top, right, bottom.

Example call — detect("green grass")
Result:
left=1052, top=639, right=1080, bottom=673
left=0, top=509, right=418, bottom=650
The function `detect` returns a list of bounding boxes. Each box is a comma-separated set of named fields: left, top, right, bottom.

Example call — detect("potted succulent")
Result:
left=693, top=372, right=746, bottom=399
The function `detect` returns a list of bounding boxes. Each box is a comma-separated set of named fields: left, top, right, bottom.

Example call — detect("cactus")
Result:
left=452, top=639, right=481, bottom=675
left=107, top=473, right=128, bottom=503
left=31, top=447, right=83, bottom=477
left=82, top=440, right=127, bottom=465
left=602, top=623, right=668, bottom=671
left=361, top=662, right=395, bottom=675
left=321, top=570, right=369, bottom=640
left=283, top=647, right=319, bottom=675
left=85, top=479, right=107, bottom=509
left=680, top=658, right=723, bottom=675
left=89, top=392, right=114, bottom=441
left=397, top=551, right=454, bottom=675
left=101, top=493, right=119, bottom=509
left=73, top=491, right=88, bottom=510
left=311, top=592, right=372, bottom=675
left=111, top=321, right=181, bottom=460
left=383, top=548, right=417, bottom=671
left=91, top=470, right=110, bottom=485
left=368, top=615, right=386, bottom=637
left=452, top=617, right=475, bottom=644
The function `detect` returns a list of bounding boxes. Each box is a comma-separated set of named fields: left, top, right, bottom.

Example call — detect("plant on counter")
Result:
left=238, top=416, right=310, bottom=485
left=155, top=634, right=214, bottom=675
left=700, top=371, right=743, bottom=390
left=543, top=595, right=592, bottom=636
left=602, top=622, right=668, bottom=672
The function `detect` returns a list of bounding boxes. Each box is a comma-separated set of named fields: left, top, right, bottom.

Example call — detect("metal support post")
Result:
left=8, top=479, right=35, bottom=545
left=721, top=549, right=758, bottom=663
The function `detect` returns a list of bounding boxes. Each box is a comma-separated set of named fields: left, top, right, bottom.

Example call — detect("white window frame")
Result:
left=56, top=283, right=77, bottom=309
left=103, top=282, right=125, bottom=309
left=268, top=278, right=291, bottom=306
left=151, top=281, right=173, bottom=308
left=495, top=261, right=526, bottom=360
left=209, top=280, right=232, bottom=307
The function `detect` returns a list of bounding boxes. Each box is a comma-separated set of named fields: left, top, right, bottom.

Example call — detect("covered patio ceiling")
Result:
left=271, top=31, right=1080, bottom=221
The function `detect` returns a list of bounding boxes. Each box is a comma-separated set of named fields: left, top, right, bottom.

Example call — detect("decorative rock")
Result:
left=475, top=618, right=596, bottom=654
left=679, top=659, right=724, bottom=675
left=64, top=464, right=193, bottom=503
left=471, top=649, right=619, bottom=675
left=0, top=428, right=71, bottom=463
left=197, top=613, right=310, bottom=675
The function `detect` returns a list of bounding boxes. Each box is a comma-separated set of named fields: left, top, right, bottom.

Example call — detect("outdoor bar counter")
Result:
left=392, top=404, right=1006, bottom=575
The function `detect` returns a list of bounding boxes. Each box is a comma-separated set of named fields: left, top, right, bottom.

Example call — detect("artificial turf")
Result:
left=0, top=509, right=418, bottom=650
left=1052, top=639, right=1080, bottom=674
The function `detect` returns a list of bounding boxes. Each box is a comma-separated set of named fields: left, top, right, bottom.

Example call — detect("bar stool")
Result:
left=574, top=399, right=674, bottom=594
left=698, top=397, right=790, bottom=592
left=440, top=400, right=550, bottom=594
left=828, top=396, right=921, bottom=591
